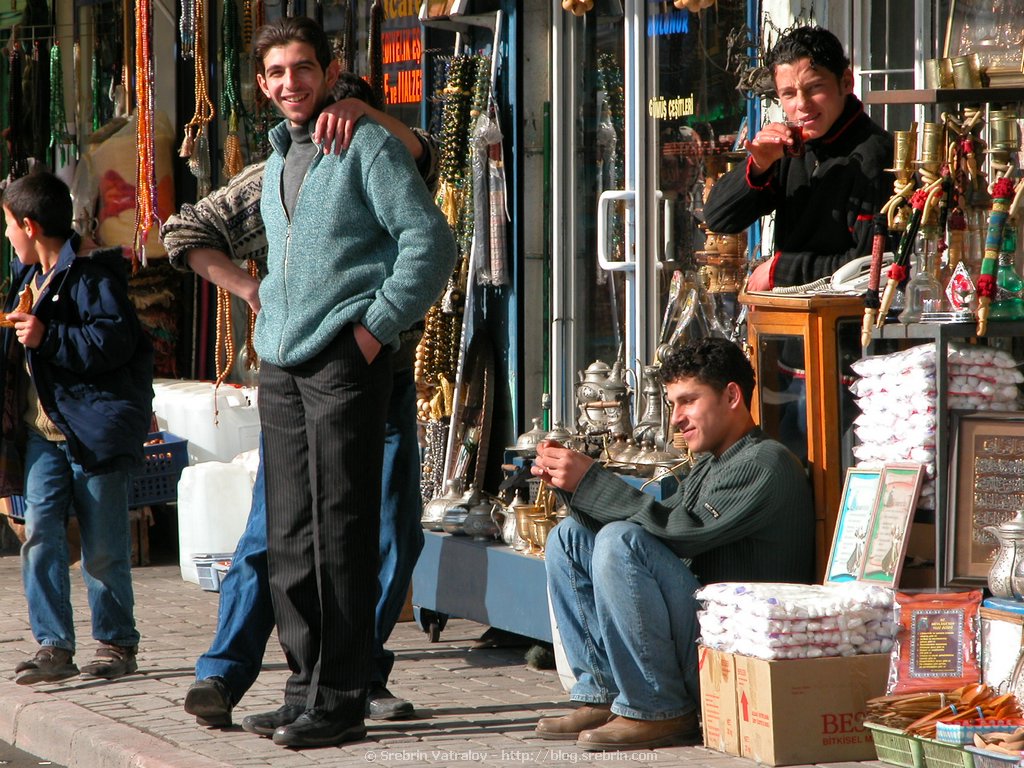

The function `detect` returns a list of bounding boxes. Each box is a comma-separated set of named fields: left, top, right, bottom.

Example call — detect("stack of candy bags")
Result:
left=696, top=582, right=896, bottom=660
left=849, top=343, right=1022, bottom=511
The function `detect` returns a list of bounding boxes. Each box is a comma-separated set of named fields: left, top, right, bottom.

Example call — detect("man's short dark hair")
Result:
left=335, top=72, right=382, bottom=111
left=253, top=16, right=333, bottom=78
left=659, top=337, right=756, bottom=408
left=2, top=171, right=74, bottom=240
left=766, top=26, right=850, bottom=80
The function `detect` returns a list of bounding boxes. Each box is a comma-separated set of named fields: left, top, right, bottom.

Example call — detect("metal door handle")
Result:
left=597, top=189, right=634, bottom=271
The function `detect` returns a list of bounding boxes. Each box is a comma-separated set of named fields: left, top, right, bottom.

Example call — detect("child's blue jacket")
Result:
left=0, top=243, right=153, bottom=496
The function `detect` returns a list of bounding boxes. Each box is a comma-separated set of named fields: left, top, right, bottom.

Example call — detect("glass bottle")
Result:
left=899, top=230, right=943, bottom=324
left=989, top=223, right=1024, bottom=321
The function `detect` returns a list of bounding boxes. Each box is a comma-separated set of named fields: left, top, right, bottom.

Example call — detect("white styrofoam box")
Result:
left=177, top=462, right=253, bottom=585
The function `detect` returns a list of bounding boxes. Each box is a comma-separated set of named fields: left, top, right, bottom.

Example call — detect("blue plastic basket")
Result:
left=129, top=432, right=189, bottom=507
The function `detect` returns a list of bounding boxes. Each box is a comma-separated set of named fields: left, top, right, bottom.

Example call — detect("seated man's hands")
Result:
left=315, top=98, right=369, bottom=155
left=531, top=440, right=593, bottom=494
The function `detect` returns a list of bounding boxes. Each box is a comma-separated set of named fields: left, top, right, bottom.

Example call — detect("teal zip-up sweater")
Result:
left=565, top=429, right=815, bottom=584
left=256, top=116, right=456, bottom=367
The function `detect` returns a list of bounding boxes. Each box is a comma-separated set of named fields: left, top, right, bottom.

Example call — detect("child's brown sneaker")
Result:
left=79, top=643, right=138, bottom=679
left=15, top=646, right=79, bottom=685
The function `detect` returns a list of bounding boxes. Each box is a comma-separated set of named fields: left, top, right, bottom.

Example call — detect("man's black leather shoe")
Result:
left=366, top=684, right=415, bottom=720
left=184, top=676, right=233, bottom=727
left=241, top=704, right=305, bottom=737
left=272, top=709, right=367, bottom=748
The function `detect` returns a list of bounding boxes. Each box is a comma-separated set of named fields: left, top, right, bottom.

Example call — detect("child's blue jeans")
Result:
left=21, top=430, right=140, bottom=652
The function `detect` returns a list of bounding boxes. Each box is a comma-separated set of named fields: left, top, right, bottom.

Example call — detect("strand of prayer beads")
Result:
left=132, top=0, right=158, bottom=269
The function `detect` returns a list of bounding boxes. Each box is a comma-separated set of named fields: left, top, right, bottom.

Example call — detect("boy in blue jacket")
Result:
left=1, top=171, right=153, bottom=685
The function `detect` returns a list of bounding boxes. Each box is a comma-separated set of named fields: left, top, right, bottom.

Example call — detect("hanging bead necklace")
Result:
left=180, top=0, right=215, bottom=196
left=179, top=0, right=195, bottom=59
left=132, top=0, right=158, bottom=268
left=241, top=0, right=253, bottom=51
left=49, top=42, right=73, bottom=165
left=368, top=0, right=384, bottom=108
left=221, top=0, right=244, bottom=179
left=90, top=43, right=101, bottom=132
left=8, top=44, right=28, bottom=180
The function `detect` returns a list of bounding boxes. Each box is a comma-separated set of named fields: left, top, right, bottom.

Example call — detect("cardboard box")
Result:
left=699, top=645, right=740, bottom=755
left=699, top=646, right=890, bottom=766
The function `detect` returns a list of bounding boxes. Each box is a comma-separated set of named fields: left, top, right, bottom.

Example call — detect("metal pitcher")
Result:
left=986, top=510, right=1024, bottom=600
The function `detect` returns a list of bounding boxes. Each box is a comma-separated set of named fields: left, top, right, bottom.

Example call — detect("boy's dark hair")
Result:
left=335, top=72, right=382, bottom=111
left=766, top=26, right=850, bottom=80
left=659, top=337, right=756, bottom=409
left=2, top=171, right=74, bottom=241
left=253, top=16, right=334, bottom=78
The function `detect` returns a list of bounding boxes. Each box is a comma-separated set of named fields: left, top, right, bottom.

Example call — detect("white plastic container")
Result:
left=154, top=380, right=214, bottom=437
left=152, top=380, right=260, bottom=463
left=176, top=462, right=253, bottom=585
left=181, top=387, right=260, bottom=463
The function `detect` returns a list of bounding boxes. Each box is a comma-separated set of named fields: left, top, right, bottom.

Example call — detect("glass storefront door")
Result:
left=550, top=1, right=748, bottom=427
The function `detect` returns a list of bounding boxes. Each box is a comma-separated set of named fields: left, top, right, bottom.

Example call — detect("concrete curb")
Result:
left=0, top=680, right=232, bottom=768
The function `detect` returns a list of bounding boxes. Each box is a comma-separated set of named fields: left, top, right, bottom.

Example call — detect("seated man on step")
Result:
left=531, top=337, right=814, bottom=752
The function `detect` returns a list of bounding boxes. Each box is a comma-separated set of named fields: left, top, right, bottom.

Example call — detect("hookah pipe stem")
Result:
left=977, top=175, right=1017, bottom=336
left=877, top=203, right=923, bottom=325
left=861, top=214, right=888, bottom=347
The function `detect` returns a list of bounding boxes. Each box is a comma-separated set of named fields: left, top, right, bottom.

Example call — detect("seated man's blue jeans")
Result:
left=21, top=431, right=140, bottom=652
left=194, top=368, right=424, bottom=701
left=546, top=517, right=700, bottom=721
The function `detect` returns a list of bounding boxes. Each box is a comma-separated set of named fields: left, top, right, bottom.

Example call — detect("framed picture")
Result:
left=944, top=0, right=1024, bottom=74
left=860, top=464, right=925, bottom=588
left=824, top=468, right=882, bottom=584
left=946, top=411, right=1024, bottom=587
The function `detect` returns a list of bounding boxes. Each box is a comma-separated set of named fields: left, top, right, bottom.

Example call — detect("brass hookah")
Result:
left=876, top=125, right=946, bottom=326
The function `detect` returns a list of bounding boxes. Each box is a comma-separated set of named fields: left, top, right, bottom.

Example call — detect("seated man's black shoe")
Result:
left=184, top=676, right=233, bottom=727
left=366, top=683, right=415, bottom=720
left=241, top=704, right=305, bottom=737
left=272, top=708, right=367, bottom=748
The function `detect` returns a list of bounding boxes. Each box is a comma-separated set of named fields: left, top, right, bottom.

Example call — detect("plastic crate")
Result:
left=920, top=735, right=976, bottom=768
left=866, top=722, right=924, bottom=768
left=3, top=494, right=26, bottom=522
left=130, top=432, right=188, bottom=507
left=193, top=553, right=233, bottom=592
left=965, top=745, right=1024, bottom=768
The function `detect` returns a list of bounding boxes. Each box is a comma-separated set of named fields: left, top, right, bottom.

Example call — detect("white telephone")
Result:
left=829, top=252, right=896, bottom=293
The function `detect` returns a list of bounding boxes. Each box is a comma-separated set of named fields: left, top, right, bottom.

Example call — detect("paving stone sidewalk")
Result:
left=0, top=553, right=888, bottom=768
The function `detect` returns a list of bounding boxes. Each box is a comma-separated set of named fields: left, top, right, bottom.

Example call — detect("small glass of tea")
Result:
left=783, top=120, right=806, bottom=158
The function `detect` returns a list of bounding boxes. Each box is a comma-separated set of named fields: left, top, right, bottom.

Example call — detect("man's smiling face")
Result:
left=773, top=57, right=853, bottom=140
left=257, top=41, right=339, bottom=127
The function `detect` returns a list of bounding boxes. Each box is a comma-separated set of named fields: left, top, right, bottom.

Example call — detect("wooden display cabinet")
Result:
left=741, top=291, right=865, bottom=580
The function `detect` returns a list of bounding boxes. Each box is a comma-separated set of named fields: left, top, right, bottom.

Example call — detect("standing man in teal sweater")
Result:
left=531, top=338, right=813, bottom=751
left=244, top=16, right=455, bottom=750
